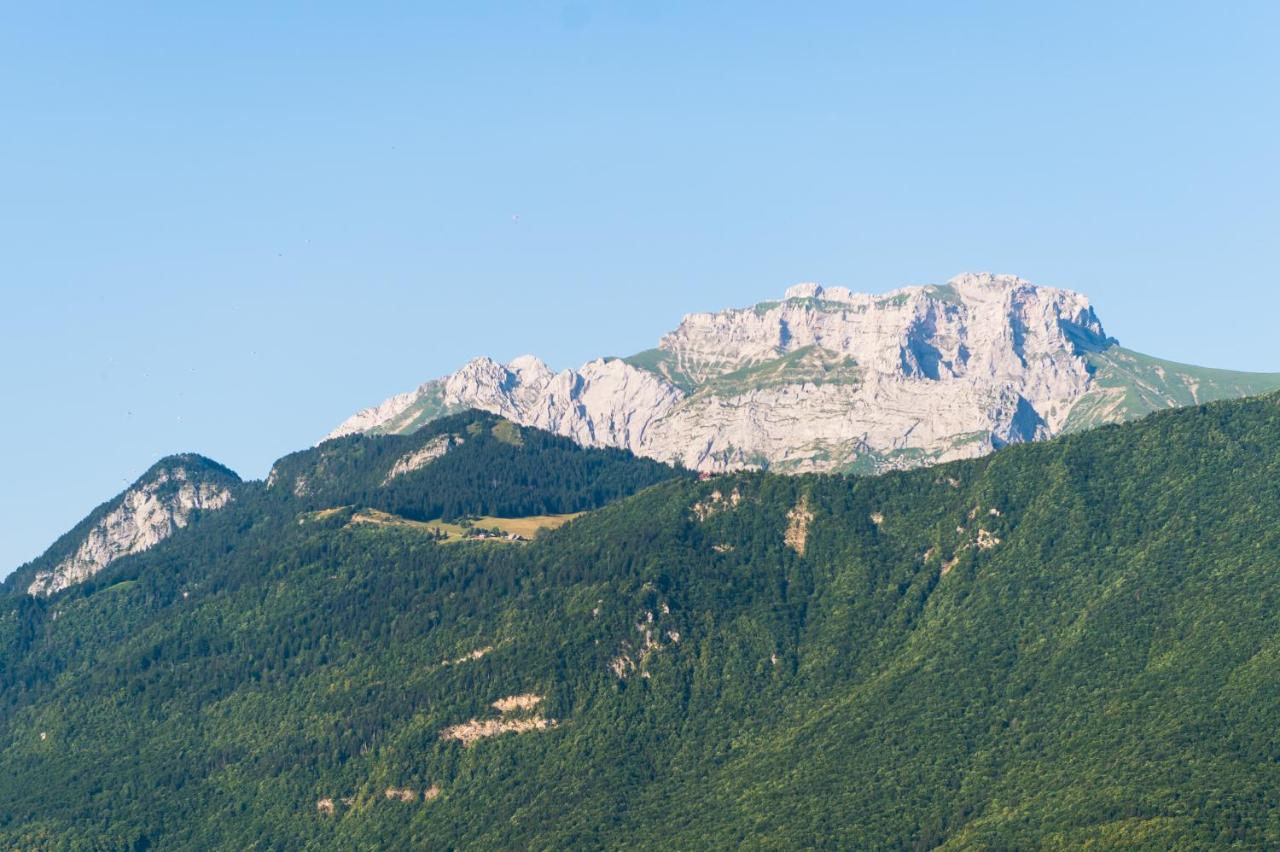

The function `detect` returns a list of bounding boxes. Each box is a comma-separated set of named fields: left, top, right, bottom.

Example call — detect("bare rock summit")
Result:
left=21, top=455, right=240, bottom=596
left=327, top=273, right=1280, bottom=473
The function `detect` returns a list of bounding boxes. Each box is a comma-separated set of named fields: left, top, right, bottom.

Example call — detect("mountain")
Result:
left=6, top=412, right=686, bottom=599
left=328, top=273, right=1280, bottom=473
left=4, top=395, right=1280, bottom=847
left=8, top=455, right=241, bottom=597
left=265, top=409, right=691, bottom=520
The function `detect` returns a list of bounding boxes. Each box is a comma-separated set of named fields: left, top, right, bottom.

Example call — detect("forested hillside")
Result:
left=3, top=397, right=1280, bottom=848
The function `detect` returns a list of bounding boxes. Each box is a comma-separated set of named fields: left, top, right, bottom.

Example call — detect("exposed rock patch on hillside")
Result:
left=784, top=497, right=814, bottom=556
left=491, top=693, right=542, bottom=713
left=382, top=433, right=463, bottom=483
left=440, top=715, right=557, bottom=745
left=439, top=693, right=558, bottom=745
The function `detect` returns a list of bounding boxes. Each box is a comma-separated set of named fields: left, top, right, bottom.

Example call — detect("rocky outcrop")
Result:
left=784, top=497, right=814, bottom=556
left=25, top=456, right=239, bottom=596
left=382, top=433, right=463, bottom=483
left=326, top=273, right=1280, bottom=473
left=329, top=355, right=684, bottom=457
left=491, top=694, right=542, bottom=714
left=439, top=715, right=558, bottom=745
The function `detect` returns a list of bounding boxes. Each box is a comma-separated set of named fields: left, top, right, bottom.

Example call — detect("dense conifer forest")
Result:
left=3, top=399, right=1280, bottom=848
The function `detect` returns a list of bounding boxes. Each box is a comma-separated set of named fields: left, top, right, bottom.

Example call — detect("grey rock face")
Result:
left=325, top=273, right=1274, bottom=473
left=27, top=461, right=237, bottom=596
left=383, top=433, right=463, bottom=483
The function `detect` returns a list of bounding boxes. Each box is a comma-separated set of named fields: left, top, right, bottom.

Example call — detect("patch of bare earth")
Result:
left=443, top=645, right=493, bottom=666
left=785, top=497, right=814, bottom=556
left=976, top=528, right=1001, bottom=549
left=491, top=693, right=542, bottom=713
left=440, top=693, right=558, bottom=745
left=440, top=716, right=557, bottom=746
left=315, top=787, right=435, bottom=814
left=692, top=487, right=742, bottom=521
left=940, top=511, right=1003, bottom=576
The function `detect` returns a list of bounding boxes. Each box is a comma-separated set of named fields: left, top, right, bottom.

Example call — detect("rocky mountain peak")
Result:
left=325, top=273, right=1279, bottom=474
left=22, top=454, right=240, bottom=596
left=783, top=282, right=825, bottom=299
left=507, top=354, right=554, bottom=383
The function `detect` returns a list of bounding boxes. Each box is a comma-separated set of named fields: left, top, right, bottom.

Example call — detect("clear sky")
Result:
left=2, top=1, right=1278, bottom=576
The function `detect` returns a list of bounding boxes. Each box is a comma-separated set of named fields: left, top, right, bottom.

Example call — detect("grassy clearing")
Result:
left=490, top=420, right=524, bottom=446
left=475, top=513, right=583, bottom=538
left=347, top=508, right=583, bottom=543
left=348, top=509, right=438, bottom=532
left=298, top=506, right=352, bottom=524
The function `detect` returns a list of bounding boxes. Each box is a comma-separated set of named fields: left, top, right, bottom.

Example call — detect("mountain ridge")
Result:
left=328, top=272, right=1280, bottom=473
left=8, top=412, right=688, bottom=598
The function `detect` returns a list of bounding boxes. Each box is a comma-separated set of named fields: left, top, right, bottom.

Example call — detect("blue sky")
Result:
left=2, top=1, right=1278, bottom=575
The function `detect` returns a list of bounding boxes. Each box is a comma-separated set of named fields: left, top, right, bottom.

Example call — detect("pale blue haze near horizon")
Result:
left=2, top=1, right=1278, bottom=575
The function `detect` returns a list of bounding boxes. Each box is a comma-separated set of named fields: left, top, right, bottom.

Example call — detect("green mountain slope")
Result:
left=4, top=398, right=1280, bottom=848
left=1063, top=346, right=1280, bottom=432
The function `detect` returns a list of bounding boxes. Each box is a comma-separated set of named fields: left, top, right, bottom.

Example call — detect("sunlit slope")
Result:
left=1064, top=346, right=1280, bottom=431
left=3, top=397, right=1280, bottom=846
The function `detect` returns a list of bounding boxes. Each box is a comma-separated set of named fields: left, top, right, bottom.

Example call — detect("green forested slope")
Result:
left=3, top=397, right=1280, bottom=849
left=268, top=409, right=689, bottom=520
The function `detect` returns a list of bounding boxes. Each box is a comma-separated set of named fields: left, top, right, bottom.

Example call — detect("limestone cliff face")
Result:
left=325, top=273, right=1278, bottom=472
left=25, top=456, right=239, bottom=596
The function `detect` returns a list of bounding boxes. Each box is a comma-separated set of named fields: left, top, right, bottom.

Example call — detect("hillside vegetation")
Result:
left=2, top=398, right=1280, bottom=848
